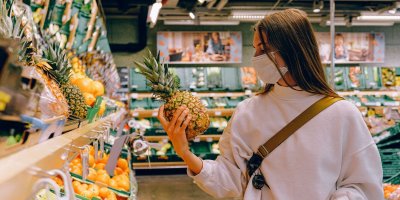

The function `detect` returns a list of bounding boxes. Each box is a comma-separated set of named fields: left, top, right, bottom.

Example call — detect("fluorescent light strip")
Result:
left=189, top=12, right=196, bottom=19
left=164, top=20, right=240, bottom=25
left=149, top=1, right=162, bottom=24
left=357, top=15, right=400, bottom=21
left=232, top=15, right=264, bottom=19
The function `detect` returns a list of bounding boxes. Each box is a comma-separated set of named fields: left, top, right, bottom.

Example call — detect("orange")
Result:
left=117, top=158, right=128, bottom=170
left=89, top=146, right=95, bottom=156
left=52, top=176, right=63, bottom=186
left=87, top=168, right=97, bottom=181
left=75, top=185, right=86, bottom=195
left=108, top=179, right=118, bottom=188
left=74, top=162, right=82, bottom=169
left=72, top=181, right=81, bottom=192
left=96, top=169, right=107, bottom=175
left=98, top=154, right=109, bottom=164
left=88, top=155, right=95, bottom=167
left=74, top=77, right=94, bottom=94
left=114, top=167, right=124, bottom=176
left=71, top=166, right=82, bottom=175
left=81, top=183, right=88, bottom=190
left=88, top=184, right=100, bottom=196
left=96, top=173, right=110, bottom=185
left=72, top=158, right=81, bottom=165
left=105, top=191, right=117, bottom=200
left=99, top=187, right=111, bottom=198
left=92, top=81, right=105, bottom=97
left=94, top=163, right=106, bottom=170
left=81, top=190, right=94, bottom=199
left=118, top=179, right=130, bottom=191
left=83, top=92, right=96, bottom=107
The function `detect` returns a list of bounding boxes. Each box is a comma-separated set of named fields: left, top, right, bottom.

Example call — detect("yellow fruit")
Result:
left=108, top=179, right=118, bottom=188
left=89, top=155, right=95, bottom=167
left=117, top=158, right=128, bottom=170
left=98, top=101, right=106, bottom=116
left=94, top=163, right=106, bottom=170
left=92, top=81, right=105, bottom=97
left=83, top=92, right=96, bottom=107
left=81, top=190, right=94, bottom=199
left=105, top=192, right=117, bottom=200
left=96, top=173, right=110, bottom=185
left=74, top=78, right=94, bottom=94
left=87, top=168, right=97, bottom=181
left=88, top=184, right=100, bottom=196
left=118, top=179, right=130, bottom=191
left=99, top=187, right=111, bottom=198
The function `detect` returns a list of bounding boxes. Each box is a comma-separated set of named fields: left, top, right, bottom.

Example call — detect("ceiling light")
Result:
left=189, top=12, right=196, bottom=19
left=164, top=20, right=240, bottom=26
left=149, top=0, right=162, bottom=24
left=197, top=0, right=206, bottom=4
left=357, top=15, right=400, bottom=21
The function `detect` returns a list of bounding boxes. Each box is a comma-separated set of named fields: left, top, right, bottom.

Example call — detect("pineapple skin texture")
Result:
left=163, top=91, right=210, bottom=140
left=61, top=85, right=88, bottom=119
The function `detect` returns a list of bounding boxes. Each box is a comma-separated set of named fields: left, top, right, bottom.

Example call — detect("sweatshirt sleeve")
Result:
left=187, top=104, right=249, bottom=198
left=331, top=103, right=384, bottom=200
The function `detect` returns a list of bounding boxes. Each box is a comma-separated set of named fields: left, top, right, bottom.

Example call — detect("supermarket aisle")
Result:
left=137, top=175, right=239, bottom=200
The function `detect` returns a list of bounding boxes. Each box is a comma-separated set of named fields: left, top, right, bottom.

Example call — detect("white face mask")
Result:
left=251, top=53, right=288, bottom=84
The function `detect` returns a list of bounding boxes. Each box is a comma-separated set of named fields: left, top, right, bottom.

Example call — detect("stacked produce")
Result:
left=384, top=184, right=400, bottom=199
left=68, top=145, right=131, bottom=199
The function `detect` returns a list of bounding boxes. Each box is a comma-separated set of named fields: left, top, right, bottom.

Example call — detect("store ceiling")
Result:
left=100, top=0, right=400, bottom=24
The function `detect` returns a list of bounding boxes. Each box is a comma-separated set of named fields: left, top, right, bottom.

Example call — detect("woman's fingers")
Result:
left=157, top=105, right=169, bottom=128
left=177, top=109, right=189, bottom=127
left=178, top=115, right=192, bottom=133
left=169, top=106, right=186, bottom=128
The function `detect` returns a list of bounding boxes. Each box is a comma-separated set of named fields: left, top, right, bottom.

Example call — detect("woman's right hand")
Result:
left=157, top=105, right=192, bottom=158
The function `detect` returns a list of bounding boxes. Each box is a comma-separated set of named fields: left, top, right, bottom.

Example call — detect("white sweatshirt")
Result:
left=188, top=84, right=384, bottom=200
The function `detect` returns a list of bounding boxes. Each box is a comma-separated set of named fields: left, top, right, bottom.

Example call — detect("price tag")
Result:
left=226, top=92, right=233, bottom=97
left=162, top=138, right=169, bottom=143
left=206, top=138, right=213, bottom=142
left=191, top=92, right=198, bottom=96
left=354, top=90, right=360, bottom=94
left=133, top=112, right=139, bottom=117
left=152, top=111, right=158, bottom=117
left=131, top=93, right=139, bottom=99
left=193, top=137, right=201, bottom=143
left=210, top=93, right=216, bottom=97
left=215, top=111, right=222, bottom=116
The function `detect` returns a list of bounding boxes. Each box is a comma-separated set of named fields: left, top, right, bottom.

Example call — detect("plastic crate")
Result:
left=380, top=148, right=400, bottom=160
left=385, top=172, right=400, bottom=184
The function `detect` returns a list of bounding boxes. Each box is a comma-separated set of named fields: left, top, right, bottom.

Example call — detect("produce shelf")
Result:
left=130, top=92, right=246, bottom=99
left=145, top=134, right=222, bottom=141
left=132, top=162, right=187, bottom=169
left=130, top=108, right=235, bottom=118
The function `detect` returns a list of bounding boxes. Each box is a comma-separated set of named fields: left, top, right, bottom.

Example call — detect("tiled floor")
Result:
left=136, top=175, right=239, bottom=200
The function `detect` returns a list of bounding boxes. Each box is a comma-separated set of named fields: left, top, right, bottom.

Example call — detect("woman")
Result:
left=158, top=9, right=383, bottom=199
left=206, top=32, right=224, bottom=55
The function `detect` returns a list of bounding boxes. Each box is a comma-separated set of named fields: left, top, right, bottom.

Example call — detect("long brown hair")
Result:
left=256, top=9, right=338, bottom=97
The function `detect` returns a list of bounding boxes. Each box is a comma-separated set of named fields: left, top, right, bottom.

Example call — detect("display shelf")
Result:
left=130, top=108, right=235, bottom=118
left=145, top=134, right=221, bottom=141
left=338, top=90, right=399, bottom=97
left=132, top=162, right=186, bottom=169
left=0, top=114, right=114, bottom=200
left=130, top=92, right=246, bottom=99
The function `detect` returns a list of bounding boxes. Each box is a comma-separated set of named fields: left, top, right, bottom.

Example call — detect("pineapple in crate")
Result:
left=134, top=50, right=210, bottom=140
left=37, top=38, right=88, bottom=119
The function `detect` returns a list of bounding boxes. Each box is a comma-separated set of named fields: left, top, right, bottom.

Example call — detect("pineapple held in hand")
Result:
left=134, top=50, right=210, bottom=140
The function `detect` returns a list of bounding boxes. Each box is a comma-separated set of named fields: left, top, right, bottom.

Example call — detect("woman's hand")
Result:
left=157, top=105, right=192, bottom=158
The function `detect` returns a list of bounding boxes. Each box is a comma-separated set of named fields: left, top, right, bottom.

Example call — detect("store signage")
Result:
left=157, top=31, right=242, bottom=64
left=315, top=32, right=385, bottom=64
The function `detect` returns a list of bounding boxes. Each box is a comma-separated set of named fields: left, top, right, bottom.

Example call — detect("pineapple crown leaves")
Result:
left=0, top=0, right=27, bottom=40
left=133, top=49, right=180, bottom=99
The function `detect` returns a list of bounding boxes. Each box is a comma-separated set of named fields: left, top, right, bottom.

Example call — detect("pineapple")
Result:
left=38, top=38, right=88, bottom=119
left=134, top=50, right=210, bottom=140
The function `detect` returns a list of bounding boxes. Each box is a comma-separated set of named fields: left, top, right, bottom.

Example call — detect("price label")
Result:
left=206, top=138, right=213, bottom=142
left=191, top=92, right=198, bottom=96
left=226, top=92, right=233, bottom=97
left=162, top=138, right=169, bottom=143
left=210, top=93, right=216, bottom=97
left=131, top=93, right=139, bottom=99
left=132, top=112, right=139, bottom=117
left=152, top=111, right=158, bottom=117
left=354, top=90, right=360, bottom=94
left=193, top=137, right=201, bottom=143
left=215, top=111, right=222, bottom=116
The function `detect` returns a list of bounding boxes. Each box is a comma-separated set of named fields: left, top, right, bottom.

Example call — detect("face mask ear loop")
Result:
left=258, top=23, right=301, bottom=91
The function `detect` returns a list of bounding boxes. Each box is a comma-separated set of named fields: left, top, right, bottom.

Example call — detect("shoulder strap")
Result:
left=257, top=96, right=344, bottom=158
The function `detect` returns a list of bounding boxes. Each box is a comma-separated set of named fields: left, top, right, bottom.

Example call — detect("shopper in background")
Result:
left=158, top=9, right=383, bottom=200
left=334, top=33, right=348, bottom=60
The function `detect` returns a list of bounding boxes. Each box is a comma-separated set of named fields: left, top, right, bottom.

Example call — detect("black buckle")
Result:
left=247, top=153, right=263, bottom=177
left=247, top=153, right=269, bottom=190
